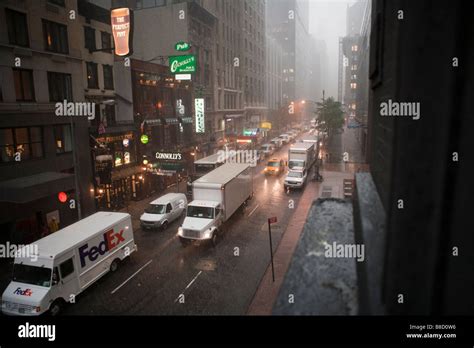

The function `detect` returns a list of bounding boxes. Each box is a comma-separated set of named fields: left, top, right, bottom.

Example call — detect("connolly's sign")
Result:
left=169, top=55, right=196, bottom=74
left=155, top=152, right=183, bottom=160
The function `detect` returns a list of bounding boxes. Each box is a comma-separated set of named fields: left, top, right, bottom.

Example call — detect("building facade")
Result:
left=266, top=0, right=311, bottom=124
left=0, top=0, right=95, bottom=244
left=341, top=0, right=370, bottom=161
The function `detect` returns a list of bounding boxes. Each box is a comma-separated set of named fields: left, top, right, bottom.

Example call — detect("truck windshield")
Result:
left=267, top=161, right=280, bottom=167
left=12, top=264, right=52, bottom=287
left=145, top=204, right=166, bottom=214
left=289, top=160, right=305, bottom=169
left=187, top=206, right=214, bottom=219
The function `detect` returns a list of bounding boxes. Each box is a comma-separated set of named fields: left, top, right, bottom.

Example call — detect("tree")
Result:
left=315, top=97, right=345, bottom=137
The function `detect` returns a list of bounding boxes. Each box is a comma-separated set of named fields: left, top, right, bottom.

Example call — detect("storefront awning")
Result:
left=225, top=114, right=244, bottom=119
left=0, top=172, right=75, bottom=204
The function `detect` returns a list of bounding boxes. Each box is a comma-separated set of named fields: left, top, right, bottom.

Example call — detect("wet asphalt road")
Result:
left=62, top=136, right=309, bottom=315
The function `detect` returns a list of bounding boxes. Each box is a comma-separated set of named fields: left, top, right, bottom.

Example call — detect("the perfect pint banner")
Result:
left=111, top=8, right=133, bottom=57
left=195, top=98, right=205, bottom=133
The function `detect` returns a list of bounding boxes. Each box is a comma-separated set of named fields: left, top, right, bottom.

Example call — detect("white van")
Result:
left=1, top=212, right=136, bottom=316
left=270, top=137, right=283, bottom=148
left=140, top=193, right=187, bottom=230
left=279, top=134, right=291, bottom=144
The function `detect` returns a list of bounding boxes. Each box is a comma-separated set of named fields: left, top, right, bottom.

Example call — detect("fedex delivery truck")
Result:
left=1, top=212, right=136, bottom=316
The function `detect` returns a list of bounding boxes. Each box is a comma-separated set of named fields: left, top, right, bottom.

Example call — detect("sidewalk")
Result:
left=247, top=179, right=321, bottom=315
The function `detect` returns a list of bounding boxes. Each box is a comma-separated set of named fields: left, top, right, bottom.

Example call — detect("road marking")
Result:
left=111, top=259, right=153, bottom=295
left=174, top=270, right=203, bottom=303
left=248, top=204, right=260, bottom=217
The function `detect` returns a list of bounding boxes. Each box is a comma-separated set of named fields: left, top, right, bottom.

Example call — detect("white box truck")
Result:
left=288, top=142, right=316, bottom=170
left=1, top=212, right=136, bottom=316
left=178, top=163, right=253, bottom=246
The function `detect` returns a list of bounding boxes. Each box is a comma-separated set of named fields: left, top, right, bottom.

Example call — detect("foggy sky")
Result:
left=308, top=0, right=359, bottom=99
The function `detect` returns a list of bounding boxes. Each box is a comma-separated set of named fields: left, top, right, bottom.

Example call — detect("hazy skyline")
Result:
left=308, top=0, right=360, bottom=99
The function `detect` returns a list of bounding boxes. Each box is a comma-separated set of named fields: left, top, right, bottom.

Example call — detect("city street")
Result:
left=59, top=135, right=310, bottom=315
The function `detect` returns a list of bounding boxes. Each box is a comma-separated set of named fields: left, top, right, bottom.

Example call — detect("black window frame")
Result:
left=100, top=31, right=112, bottom=51
left=53, top=124, right=72, bottom=155
left=42, top=19, right=69, bottom=54
left=47, top=71, right=73, bottom=102
left=47, top=0, right=65, bottom=6
left=103, top=64, right=114, bottom=90
left=84, top=26, right=96, bottom=52
left=86, top=62, right=99, bottom=89
left=13, top=68, right=35, bottom=102
left=0, top=126, right=44, bottom=163
left=5, top=8, right=29, bottom=47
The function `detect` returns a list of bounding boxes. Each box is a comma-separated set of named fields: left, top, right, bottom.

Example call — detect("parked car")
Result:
left=140, top=193, right=187, bottom=230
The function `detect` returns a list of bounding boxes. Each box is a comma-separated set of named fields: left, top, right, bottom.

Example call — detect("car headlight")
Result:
left=178, top=227, right=183, bottom=235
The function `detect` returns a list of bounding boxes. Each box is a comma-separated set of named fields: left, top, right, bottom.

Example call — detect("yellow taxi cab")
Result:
left=264, top=158, right=285, bottom=175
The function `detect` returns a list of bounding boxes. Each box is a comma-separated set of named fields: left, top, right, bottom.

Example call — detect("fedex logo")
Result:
left=78, top=229, right=125, bottom=268
left=14, top=287, right=32, bottom=296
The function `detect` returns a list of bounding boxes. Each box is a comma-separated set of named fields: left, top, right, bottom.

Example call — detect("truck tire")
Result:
left=211, top=231, right=219, bottom=247
left=49, top=299, right=64, bottom=316
left=110, top=259, right=120, bottom=272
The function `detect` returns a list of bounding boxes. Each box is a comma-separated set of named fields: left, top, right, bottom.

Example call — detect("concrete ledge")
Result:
left=272, top=198, right=358, bottom=315
left=353, top=172, right=387, bottom=315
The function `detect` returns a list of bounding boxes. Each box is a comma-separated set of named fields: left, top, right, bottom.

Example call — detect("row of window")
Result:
left=13, top=69, right=72, bottom=102
left=12, top=64, right=113, bottom=102
left=6, top=8, right=112, bottom=55
left=0, top=125, right=72, bottom=163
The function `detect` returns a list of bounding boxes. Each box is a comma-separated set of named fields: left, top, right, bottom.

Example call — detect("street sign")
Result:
left=268, top=216, right=277, bottom=224
left=267, top=216, right=277, bottom=282
left=175, top=41, right=191, bottom=51
left=195, top=98, right=205, bottom=133
left=175, top=74, right=191, bottom=81
left=169, top=55, right=196, bottom=74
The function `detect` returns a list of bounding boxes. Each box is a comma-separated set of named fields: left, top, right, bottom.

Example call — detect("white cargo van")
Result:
left=1, top=212, right=136, bottom=316
left=140, top=193, right=187, bottom=230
